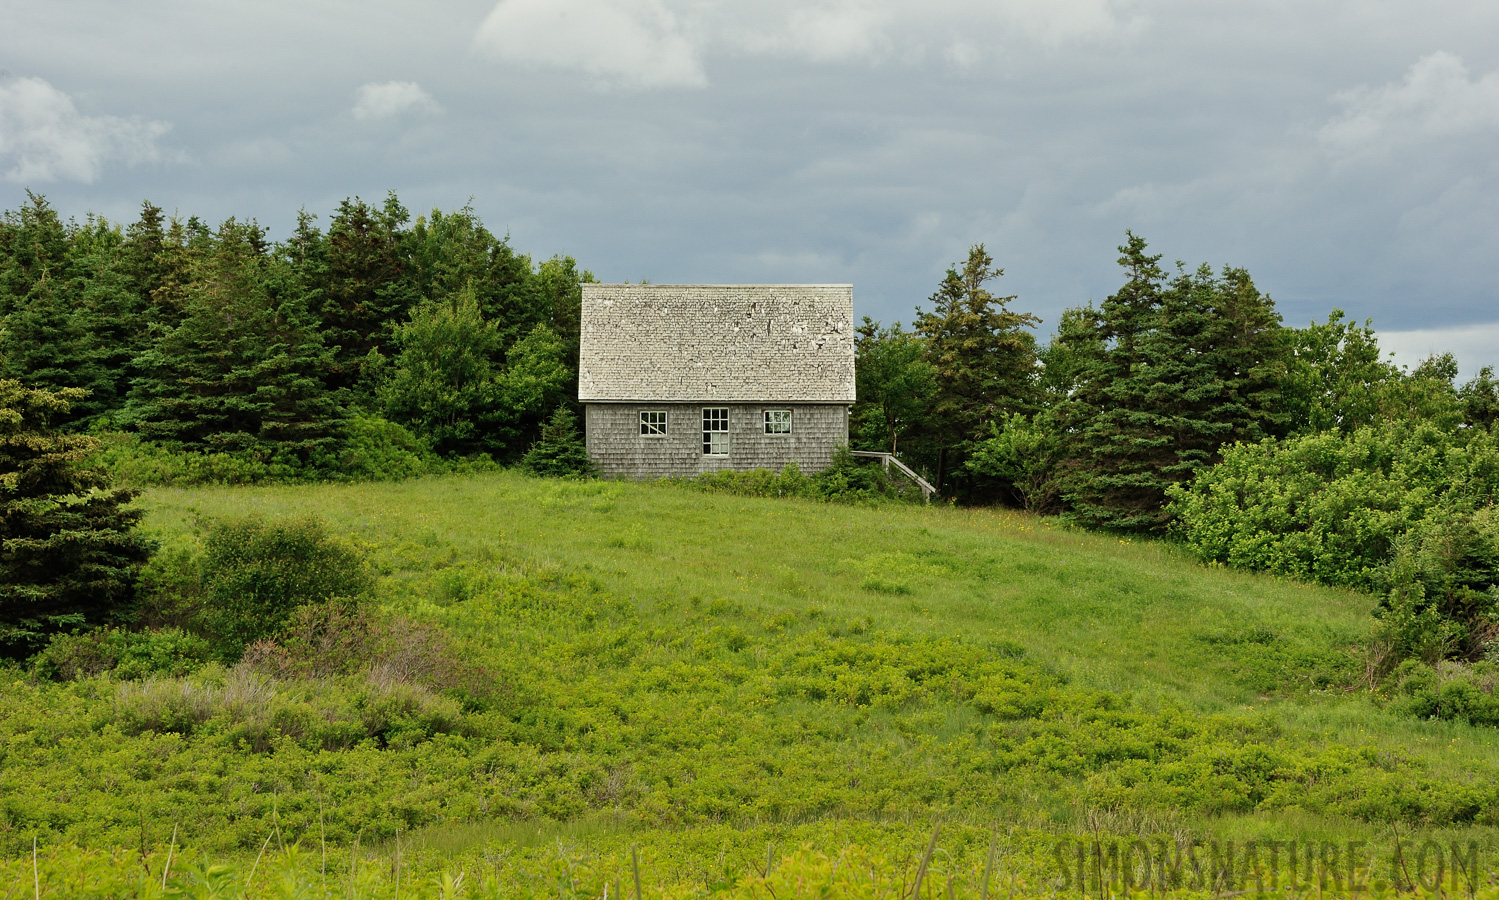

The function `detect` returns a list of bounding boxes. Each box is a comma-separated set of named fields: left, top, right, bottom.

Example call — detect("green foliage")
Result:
left=193, top=516, right=373, bottom=658
left=966, top=411, right=1064, bottom=513
left=1386, top=659, right=1499, bottom=727
left=520, top=407, right=596, bottom=478
left=1056, top=235, right=1291, bottom=532
left=31, top=625, right=212, bottom=681
left=336, top=412, right=442, bottom=481
left=127, top=218, right=346, bottom=464
left=0, top=381, right=152, bottom=656
left=380, top=284, right=506, bottom=456
left=1169, top=421, right=1499, bottom=666
left=851, top=317, right=935, bottom=456
left=682, top=448, right=917, bottom=504
left=913, top=244, right=1040, bottom=495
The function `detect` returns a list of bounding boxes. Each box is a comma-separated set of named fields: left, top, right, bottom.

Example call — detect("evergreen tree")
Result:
left=129, top=219, right=344, bottom=463
left=0, top=192, right=73, bottom=318
left=0, top=275, right=114, bottom=426
left=912, top=244, right=1040, bottom=494
left=1057, top=233, right=1290, bottom=532
left=408, top=205, right=536, bottom=348
left=316, top=195, right=419, bottom=392
left=0, top=381, right=153, bottom=656
left=520, top=407, right=596, bottom=478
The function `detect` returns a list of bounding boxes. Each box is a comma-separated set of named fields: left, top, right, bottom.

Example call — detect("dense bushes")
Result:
left=1168, top=422, right=1499, bottom=666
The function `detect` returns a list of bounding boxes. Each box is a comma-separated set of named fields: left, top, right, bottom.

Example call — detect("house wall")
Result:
left=585, top=403, right=849, bottom=479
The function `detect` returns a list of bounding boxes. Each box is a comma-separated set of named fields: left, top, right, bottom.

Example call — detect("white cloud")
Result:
left=1320, top=52, right=1499, bottom=157
left=995, top=0, right=1131, bottom=46
left=351, top=81, right=442, bottom=121
left=475, top=0, right=706, bottom=90
left=741, top=3, right=892, bottom=64
left=0, top=75, right=169, bottom=183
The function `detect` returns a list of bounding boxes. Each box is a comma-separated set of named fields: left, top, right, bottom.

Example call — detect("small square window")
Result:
left=702, top=408, right=729, bottom=455
left=765, top=409, right=792, bottom=434
left=640, top=410, right=667, bottom=436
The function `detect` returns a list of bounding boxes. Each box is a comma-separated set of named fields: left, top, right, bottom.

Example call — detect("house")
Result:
left=577, top=283, right=856, bottom=479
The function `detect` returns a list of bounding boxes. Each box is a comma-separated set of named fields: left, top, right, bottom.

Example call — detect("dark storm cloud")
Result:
left=2, top=0, right=1496, bottom=371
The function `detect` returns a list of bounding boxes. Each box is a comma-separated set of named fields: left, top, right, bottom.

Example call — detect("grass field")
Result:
left=5, top=471, right=1498, bottom=895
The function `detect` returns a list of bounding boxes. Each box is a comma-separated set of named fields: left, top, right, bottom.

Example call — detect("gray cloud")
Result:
left=2, top=0, right=1496, bottom=372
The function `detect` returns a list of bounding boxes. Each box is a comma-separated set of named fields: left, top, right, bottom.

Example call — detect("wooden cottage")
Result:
left=578, top=284, right=856, bottom=479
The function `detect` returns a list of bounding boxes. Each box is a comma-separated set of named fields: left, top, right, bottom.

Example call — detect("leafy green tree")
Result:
left=129, top=219, right=344, bottom=463
left=380, top=284, right=505, bottom=456
left=966, top=411, right=1065, bottom=513
left=1283, top=311, right=1401, bottom=434
left=913, top=244, right=1040, bottom=493
left=520, top=407, right=596, bottom=478
left=851, top=318, right=935, bottom=457
left=1057, top=234, right=1291, bottom=532
left=495, top=323, right=574, bottom=454
left=1461, top=366, right=1499, bottom=431
left=0, top=382, right=153, bottom=656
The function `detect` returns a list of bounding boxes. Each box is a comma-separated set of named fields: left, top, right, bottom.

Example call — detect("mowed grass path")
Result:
left=138, top=471, right=1493, bottom=779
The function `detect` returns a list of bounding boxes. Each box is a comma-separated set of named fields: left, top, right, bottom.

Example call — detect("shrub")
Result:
left=32, top=626, right=213, bottom=681
left=681, top=448, right=919, bottom=505
left=1169, top=421, right=1499, bottom=665
left=335, top=412, right=441, bottom=481
left=198, top=516, right=372, bottom=658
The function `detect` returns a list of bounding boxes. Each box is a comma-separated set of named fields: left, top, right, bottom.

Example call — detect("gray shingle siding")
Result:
left=586, top=403, right=848, bottom=478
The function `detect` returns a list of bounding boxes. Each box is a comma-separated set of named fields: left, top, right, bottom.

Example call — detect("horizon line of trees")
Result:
left=0, top=190, right=590, bottom=472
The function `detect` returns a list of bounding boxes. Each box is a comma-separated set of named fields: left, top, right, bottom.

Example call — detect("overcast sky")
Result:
left=3, top=1, right=1496, bottom=373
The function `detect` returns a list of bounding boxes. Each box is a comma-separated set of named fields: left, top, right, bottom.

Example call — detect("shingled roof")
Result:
left=578, top=284, right=856, bottom=403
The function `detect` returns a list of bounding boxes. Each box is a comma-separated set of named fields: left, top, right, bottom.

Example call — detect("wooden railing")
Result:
left=849, top=451, right=938, bottom=502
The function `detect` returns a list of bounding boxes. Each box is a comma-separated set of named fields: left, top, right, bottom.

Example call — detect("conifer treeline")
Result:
left=0, top=191, right=588, bottom=472
left=854, top=235, right=1499, bottom=532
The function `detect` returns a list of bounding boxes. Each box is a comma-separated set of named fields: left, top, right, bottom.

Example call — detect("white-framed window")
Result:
left=764, top=409, right=792, bottom=434
left=702, top=407, right=729, bottom=455
left=640, top=410, right=668, bottom=436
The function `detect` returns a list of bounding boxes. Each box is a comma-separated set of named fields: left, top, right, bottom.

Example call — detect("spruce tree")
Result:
left=1058, top=233, right=1290, bottom=532
left=0, top=275, right=114, bottom=426
left=0, top=381, right=152, bottom=656
left=129, top=219, right=344, bottom=464
left=520, top=407, right=596, bottom=478
left=316, top=195, right=419, bottom=392
left=912, top=244, right=1040, bottom=494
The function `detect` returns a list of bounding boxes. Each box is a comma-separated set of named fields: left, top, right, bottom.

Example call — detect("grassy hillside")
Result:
left=5, top=471, right=1498, bottom=894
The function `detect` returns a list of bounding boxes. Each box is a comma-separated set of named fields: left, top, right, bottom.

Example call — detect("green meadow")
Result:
left=5, top=471, right=1498, bottom=895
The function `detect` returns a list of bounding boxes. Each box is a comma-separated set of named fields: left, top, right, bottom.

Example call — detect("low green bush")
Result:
left=198, top=516, right=373, bottom=658
left=31, top=626, right=213, bottom=681
left=679, top=447, right=920, bottom=505
left=1386, top=659, right=1499, bottom=727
